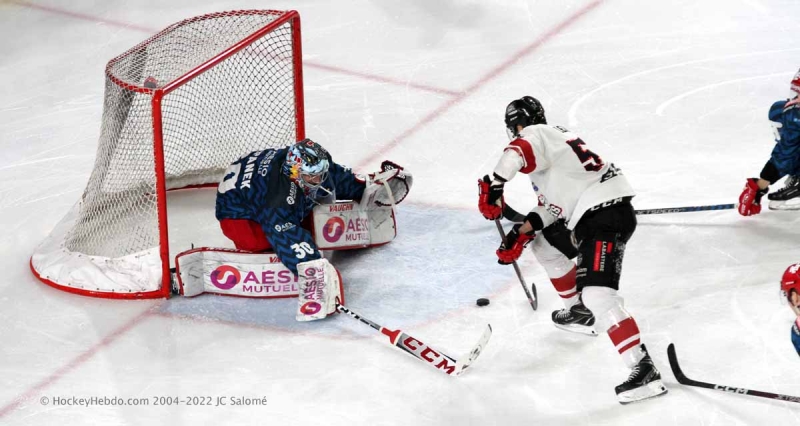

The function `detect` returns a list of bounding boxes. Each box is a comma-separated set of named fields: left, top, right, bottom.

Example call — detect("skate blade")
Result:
left=553, top=323, right=598, bottom=336
left=617, top=380, right=668, bottom=405
left=769, top=200, right=800, bottom=211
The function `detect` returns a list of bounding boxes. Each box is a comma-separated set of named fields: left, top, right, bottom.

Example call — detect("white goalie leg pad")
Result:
left=296, top=258, right=344, bottom=322
left=582, top=286, right=644, bottom=368
left=312, top=201, right=396, bottom=249
left=175, top=247, right=299, bottom=298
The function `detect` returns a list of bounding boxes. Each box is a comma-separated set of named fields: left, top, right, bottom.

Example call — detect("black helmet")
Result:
left=504, top=96, right=546, bottom=138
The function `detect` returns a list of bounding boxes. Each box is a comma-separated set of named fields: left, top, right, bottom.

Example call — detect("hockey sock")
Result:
left=608, top=316, right=644, bottom=369
left=582, top=286, right=645, bottom=369
left=550, top=265, right=579, bottom=309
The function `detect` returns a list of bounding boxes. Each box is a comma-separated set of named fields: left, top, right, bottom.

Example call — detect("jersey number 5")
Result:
left=566, top=138, right=604, bottom=172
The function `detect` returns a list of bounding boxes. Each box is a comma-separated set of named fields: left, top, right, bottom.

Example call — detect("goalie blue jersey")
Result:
left=768, top=100, right=800, bottom=177
left=215, top=148, right=365, bottom=274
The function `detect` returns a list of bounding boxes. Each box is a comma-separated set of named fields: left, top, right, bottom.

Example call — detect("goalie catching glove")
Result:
left=497, top=223, right=535, bottom=264
left=478, top=175, right=505, bottom=220
left=360, top=160, right=413, bottom=208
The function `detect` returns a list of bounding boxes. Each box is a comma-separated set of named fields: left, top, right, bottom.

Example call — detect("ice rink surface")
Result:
left=2, top=0, right=800, bottom=424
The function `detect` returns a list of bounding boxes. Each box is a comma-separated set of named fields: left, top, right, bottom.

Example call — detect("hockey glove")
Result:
left=497, top=224, right=535, bottom=265
left=737, top=178, right=768, bottom=216
left=478, top=175, right=505, bottom=220
left=362, top=161, right=413, bottom=208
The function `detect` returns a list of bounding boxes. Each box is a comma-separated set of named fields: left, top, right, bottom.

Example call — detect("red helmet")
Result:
left=791, top=68, right=800, bottom=98
left=781, top=263, right=800, bottom=300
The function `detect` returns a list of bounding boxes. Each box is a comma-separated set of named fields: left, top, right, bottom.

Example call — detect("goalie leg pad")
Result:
left=175, top=247, right=298, bottom=298
left=296, top=258, right=344, bottom=322
left=312, top=201, right=396, bottom=249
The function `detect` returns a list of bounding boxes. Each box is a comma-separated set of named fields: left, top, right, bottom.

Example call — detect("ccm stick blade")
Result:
left=337, top=304, right=492, bottom=376
left=667, top=343, right=800, bottom=403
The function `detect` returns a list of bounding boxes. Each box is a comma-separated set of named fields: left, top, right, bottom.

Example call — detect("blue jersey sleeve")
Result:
left=792, top=319, right=800, bottom=357
left=328, top=161, right=366, bottom=201
left=768, top=101, right=800, bottom=176
left=255, top=206, right=321, bottom=276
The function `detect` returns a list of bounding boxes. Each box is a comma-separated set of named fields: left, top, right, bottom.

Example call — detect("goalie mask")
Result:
left=781, top=263, right=800, bottom=307
left=283, top=139, right=331, bottom=196
left=504, top=96, right=546, bottom=139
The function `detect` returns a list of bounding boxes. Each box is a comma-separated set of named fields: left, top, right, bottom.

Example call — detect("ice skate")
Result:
left=615, top=345, right=668, bottom=404
left=551, top=300, right=598, bottom=336
left=768, top=176, right=800, bottom=210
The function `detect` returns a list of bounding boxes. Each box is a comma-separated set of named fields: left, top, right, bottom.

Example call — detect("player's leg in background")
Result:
left=575, top=202, right=667, bottom=404
left=531, top=236, right=596, bottom=335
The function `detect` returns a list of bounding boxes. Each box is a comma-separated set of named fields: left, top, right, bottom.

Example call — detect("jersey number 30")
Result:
left=566, top=138, right=604, bottom=172
left=291, top=242, right=315, bottom=259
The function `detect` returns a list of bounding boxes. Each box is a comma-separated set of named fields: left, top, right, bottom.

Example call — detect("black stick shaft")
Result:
left=635, top=204, right=735, bottom=215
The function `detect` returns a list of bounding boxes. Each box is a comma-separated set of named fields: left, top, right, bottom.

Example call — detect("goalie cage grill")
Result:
left=30, top=10, right=305, bottom=299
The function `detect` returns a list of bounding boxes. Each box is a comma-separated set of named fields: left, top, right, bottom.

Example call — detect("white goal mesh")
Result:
left=31, top=10, right=305, bottom=298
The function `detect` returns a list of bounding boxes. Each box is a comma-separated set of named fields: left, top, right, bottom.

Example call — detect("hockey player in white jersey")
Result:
left=478, top=96, right=667, bottom=404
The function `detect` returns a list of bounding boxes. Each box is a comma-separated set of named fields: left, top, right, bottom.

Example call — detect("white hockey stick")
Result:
left=336, top=303, right=492, bottom=376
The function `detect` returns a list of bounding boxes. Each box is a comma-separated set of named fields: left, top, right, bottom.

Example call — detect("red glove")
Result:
left=738, top=178, right=768, bottom=216
left=478, top=175, right=505, bottom=220
left=497, top=224, right=535, bottom=264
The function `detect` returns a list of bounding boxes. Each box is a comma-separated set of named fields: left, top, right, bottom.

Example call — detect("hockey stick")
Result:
left=336, top=303, right=492, bottom=376
left=635, top=204, right=735, bottom=215
left=667, top=343, right=800, bottom=403
left=494, top=219, right=538, bottom=311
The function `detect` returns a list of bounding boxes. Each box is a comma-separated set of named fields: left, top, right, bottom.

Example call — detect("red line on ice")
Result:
left=0, top=307, right=157, bottom=419
left=8, top=0, right=457, bottom=97
left=355, top=0, right=605, bottom=169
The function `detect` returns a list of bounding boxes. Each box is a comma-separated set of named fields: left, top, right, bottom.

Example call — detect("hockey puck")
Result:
left=476, top=298, right=490, bottom=307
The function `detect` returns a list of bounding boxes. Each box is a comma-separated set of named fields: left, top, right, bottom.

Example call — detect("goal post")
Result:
left=30, top=10, right=305, bottom=299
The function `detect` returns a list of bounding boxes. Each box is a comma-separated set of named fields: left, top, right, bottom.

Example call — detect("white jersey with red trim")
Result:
left=492, top=124, right=635, bottom=229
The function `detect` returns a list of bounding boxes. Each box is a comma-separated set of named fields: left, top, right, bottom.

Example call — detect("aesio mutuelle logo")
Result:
left=322, top=217, right=345, bottom=243
left=210, top=265, right=240, bottom=290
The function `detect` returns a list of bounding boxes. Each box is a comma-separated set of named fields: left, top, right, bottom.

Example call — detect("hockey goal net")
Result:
left=30, top=10, right=305, bottom=298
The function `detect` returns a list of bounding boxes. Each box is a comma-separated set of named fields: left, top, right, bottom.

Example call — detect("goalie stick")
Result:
left=494, top=219, right=538, bottom=311
left=336, top=303, right=492, bottom=376
left=667, top=343, right=800, bottom=404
